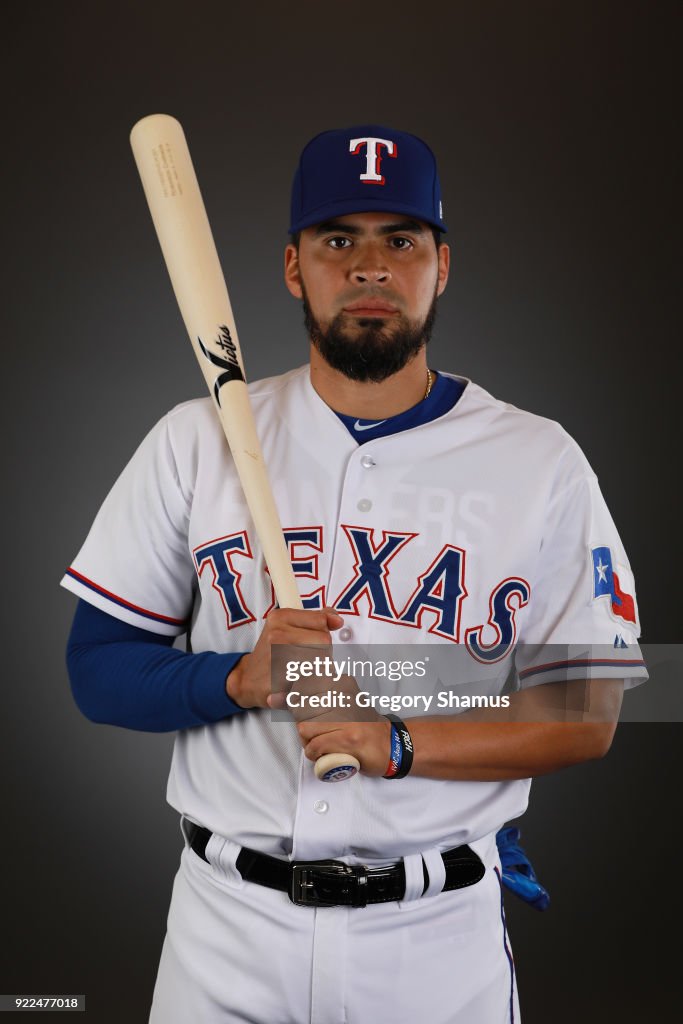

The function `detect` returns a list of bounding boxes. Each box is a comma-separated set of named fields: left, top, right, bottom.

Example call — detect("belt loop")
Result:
left=400, top=852, right=424, bottom=903
left=421, top=848, right=447, bottom=898
left=207, top=834, right=245, bottom=890
left=179, top=814, right=195, bottom=847
left=469, top=831, right=498, bottom=870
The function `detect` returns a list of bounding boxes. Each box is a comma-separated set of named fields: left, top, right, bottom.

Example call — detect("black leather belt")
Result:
left=187, top=823, right=485, bottom=908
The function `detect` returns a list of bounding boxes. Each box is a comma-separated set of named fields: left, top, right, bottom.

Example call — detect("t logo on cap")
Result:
left=349, top=136, right=397, bottom=186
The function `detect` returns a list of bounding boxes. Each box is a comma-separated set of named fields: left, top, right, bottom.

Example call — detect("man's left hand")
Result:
left=297, top=715, right=393, bottom=777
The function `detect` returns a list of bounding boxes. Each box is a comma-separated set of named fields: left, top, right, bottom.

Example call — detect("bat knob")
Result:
left=314, top=753, right=361, bottom=783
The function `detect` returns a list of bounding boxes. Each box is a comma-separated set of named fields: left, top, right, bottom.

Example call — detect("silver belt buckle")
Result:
left=290, top=860, right=369, bottom=908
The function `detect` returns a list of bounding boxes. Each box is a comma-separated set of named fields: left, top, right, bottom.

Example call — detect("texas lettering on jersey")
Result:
left=192, top=525, right=530, bottom=660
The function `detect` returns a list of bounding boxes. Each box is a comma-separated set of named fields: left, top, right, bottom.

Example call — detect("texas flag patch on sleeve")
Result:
left=591, top=545, right=638, bottom=625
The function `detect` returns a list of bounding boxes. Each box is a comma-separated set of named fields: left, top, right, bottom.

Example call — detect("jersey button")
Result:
left=338, top=627, right=352, bottom=641
left=314, top=800, right=329, bottom=814
left=360, top=455, right=376, bottom=469
left=357, top=498, right=372, bottom=512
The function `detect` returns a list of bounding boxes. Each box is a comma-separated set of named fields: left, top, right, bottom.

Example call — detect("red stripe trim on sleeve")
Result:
left=519, top=658, right=646, bottom=680
left=65, top=568, right=187, bottom=626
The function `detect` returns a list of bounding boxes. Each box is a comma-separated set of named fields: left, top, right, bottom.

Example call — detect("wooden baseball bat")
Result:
left=129, top=114, right=359, bottom=783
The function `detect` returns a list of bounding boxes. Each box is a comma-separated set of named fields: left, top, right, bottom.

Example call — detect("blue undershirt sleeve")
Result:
left=66, top=599, right=247, bottom=732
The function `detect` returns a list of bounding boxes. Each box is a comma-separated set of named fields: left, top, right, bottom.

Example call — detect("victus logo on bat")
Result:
left=197, top=324, right=245, bottom=401
left=213, top=324, right=240, bottom=368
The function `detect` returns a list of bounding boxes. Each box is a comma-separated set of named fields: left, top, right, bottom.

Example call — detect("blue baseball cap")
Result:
left=289, top=124, right=447, bottom=234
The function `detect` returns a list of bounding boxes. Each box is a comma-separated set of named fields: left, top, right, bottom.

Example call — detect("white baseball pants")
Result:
left=149, top=826, right=520, bottom=1023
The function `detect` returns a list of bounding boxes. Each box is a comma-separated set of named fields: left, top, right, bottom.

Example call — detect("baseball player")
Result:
left=62, top=125, right=647, bottom=1023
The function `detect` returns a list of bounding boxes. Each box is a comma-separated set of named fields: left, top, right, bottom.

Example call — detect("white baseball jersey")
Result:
left=61, top=366, right=646, bottom=864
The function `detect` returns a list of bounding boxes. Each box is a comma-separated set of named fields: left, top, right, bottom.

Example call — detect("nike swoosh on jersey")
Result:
left=354, top=419, right=387, bottom=431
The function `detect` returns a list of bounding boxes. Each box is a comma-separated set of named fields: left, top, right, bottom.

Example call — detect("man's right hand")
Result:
left=225, top=607, right=344, bottom=709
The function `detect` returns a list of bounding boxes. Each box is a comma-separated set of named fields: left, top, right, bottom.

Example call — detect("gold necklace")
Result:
left=424, top=369, right=433, bottom=399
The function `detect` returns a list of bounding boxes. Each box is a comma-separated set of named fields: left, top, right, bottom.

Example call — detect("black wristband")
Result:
left=385, top=715, right=414, bottom=779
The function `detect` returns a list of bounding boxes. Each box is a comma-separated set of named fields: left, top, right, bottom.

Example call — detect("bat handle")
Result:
left=314, top=752, right=361, bottom=783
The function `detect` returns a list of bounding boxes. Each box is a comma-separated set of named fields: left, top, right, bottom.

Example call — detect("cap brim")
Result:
left=289, top=196, right=447, bottom=234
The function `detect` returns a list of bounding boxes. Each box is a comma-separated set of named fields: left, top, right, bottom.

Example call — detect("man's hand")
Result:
left=228, top=613, right=394, bottom=775
left=297, top=715, right=393, bottom=778
left=225, top=607, right=343, bottom=709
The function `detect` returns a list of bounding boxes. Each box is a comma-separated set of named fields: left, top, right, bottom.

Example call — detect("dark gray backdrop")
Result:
left=2, top=1, right=679, bottom=1021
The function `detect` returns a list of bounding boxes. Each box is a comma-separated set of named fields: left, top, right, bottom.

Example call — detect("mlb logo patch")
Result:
left=591, top=546, right=637, bottom=625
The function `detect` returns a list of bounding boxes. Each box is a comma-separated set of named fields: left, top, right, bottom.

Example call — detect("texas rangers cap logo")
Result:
left=591, top=545, right=637, bottom=625
left=349, top=136, right=397, bottom=185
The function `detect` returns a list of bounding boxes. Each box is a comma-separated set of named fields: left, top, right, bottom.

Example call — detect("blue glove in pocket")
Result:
left=496, top=826, right=550, bottom=911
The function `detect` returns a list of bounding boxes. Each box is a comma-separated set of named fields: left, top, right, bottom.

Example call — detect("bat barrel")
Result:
left=130, top=114, right=301, bottom=611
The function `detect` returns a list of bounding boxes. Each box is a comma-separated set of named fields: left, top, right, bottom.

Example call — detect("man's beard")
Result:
left=302, top=285, right=438, bottom=383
